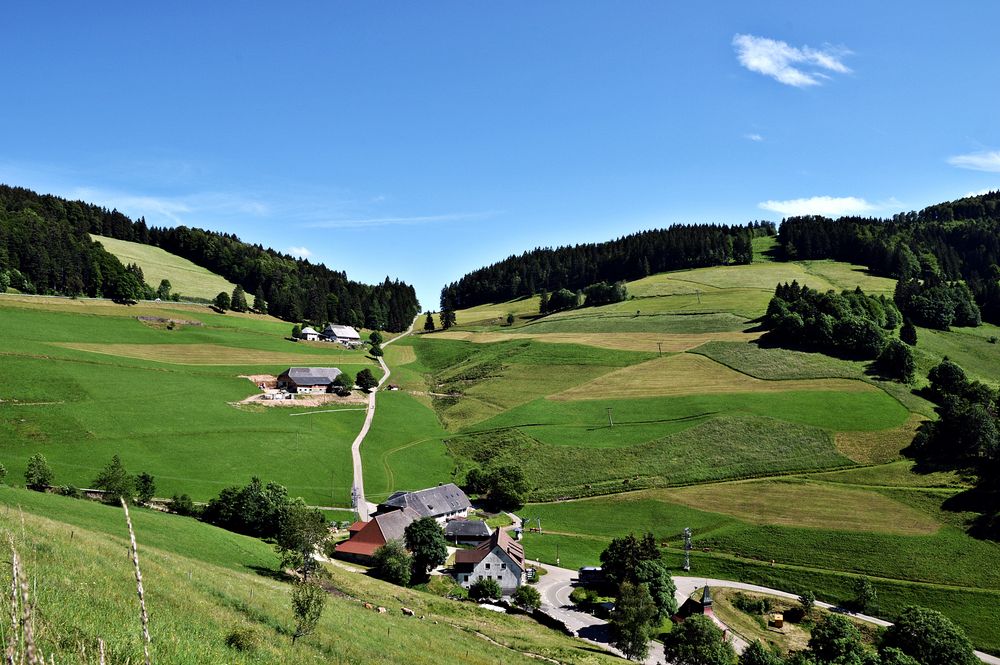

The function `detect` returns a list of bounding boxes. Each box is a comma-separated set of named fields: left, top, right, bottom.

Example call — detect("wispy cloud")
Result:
left=758, top=196, right=876, bottom=217
left=304, top=210, right=501, bottom=229
left=947, top=151, right=1000, bottom=173
left=66, top=187, right=269, bottom=226
left=744, top=133, right=764, bottom=142
left=733, top=34, right=851, bottom=87
left=287, top=246, right=312, bottom=259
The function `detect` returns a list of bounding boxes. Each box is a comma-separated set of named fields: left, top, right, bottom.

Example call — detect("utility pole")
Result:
left=683, top=527, right=692, bottom=572
left=606, top=407, right=614, bottom=428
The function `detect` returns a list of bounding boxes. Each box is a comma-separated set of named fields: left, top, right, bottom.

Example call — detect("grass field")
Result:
left=0, top=301, right=378, bottom=505
left=0, top=487, right=619, bottom=664
left=423, top=329, right=756, bottom=353
left=91, top=234, right=239, bottom=300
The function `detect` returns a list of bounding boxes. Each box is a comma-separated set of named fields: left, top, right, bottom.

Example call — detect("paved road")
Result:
left=533, top=563, right=1000, bottom=665
left=349, top=320, right=415, bottom=521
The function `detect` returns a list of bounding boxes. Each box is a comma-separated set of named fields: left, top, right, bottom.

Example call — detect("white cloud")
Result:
left=66, top=187, right=269, bottom=226
left=733, top=34, right=851, bottom=87
left=947, top=151, right=1000, bottom=173
left=287, top=246, right=312, bottom=259
left=305, top=210, right=501, bottom=229
left=758, top=196, right=876, bottom=217
left=744, top=133, right=764, bottom=142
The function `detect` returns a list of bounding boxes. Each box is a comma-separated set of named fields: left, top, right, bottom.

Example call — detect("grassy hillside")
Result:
left=0, top=297, right=378, bottom=504
left=91, top=234, right=239, bottom=300
left=0, top=487, right=617, bottom=664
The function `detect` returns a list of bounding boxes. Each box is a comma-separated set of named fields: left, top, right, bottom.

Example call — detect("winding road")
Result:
left=350, top=319, right=416, bottom=521
left=530, top=559, right=1000, bottom=665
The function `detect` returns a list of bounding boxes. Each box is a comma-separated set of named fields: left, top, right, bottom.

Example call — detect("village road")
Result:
left=532, top=561, right=1000, bottom=665
left=350, top=319, right=416, bottom=521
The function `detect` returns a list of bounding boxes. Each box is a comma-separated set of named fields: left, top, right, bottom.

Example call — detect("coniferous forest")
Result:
left=0, top=184, right=419, bottom=331
left=440, top=222, right=771, bottom=311
left=777, top=191, right=1000, bottom=324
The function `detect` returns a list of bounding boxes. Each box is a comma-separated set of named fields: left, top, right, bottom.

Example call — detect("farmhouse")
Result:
left=277, top=367, right=342, bottom=394
left=375, top=483, right=471, bottom=523
left=322, top=324, right=362, bottom=347
left=444, top=518, right=491, bottom=545
left=298, top=326, right=321, bottom=341
left=333, top=507, right=421, bottom=564
left=452, top=528, right=525, bottom=595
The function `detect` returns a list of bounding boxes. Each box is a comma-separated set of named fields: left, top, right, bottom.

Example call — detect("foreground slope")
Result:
left=0, top=487, right=617, bottom=664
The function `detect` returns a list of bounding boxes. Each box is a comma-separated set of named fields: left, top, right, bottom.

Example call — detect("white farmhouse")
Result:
left=452, top=528, right=525, bottom=595
left=322, top=324, right=363, bottom=347
left=298, top=326, right=321, bottom=341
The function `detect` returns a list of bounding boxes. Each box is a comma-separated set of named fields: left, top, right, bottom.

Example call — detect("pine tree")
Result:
left=231, top=285, right=248, bottom=312
left=900, top=320, right=918, bottom=346
left=423, top=311, right=436, bottom=332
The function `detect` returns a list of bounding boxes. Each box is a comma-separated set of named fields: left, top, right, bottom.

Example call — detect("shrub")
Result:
left=57, top=486, right=83, bottom=499
left=225, top=626, right=261, bottom=653
left=512, top=585, right=541, bottom=612
left=469, top=578, right=502, bottom=601
left=733, top=592, right=772, bottom=615
left=170, top=493, right=198, bottom=516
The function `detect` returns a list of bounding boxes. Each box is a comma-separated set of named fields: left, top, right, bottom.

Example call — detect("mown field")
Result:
left=403, top=258, right=1000, bottom=652
left=0, top=299, right=379, bottom=504
left=0, top=486, right=618, bottom=664
left=91, top=234, right=239, bottom=300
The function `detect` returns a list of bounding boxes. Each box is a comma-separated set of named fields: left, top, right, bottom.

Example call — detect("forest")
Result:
left=440, top=222, right=773, bottom=311
left=0, top=185, right=419, bottom=331
left=777, top=190, right=1000, bottom=323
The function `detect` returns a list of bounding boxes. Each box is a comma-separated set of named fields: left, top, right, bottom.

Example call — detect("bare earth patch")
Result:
left=834, top=412, right=925, bottom=464
left=548, top=353, right=877, bottom=401
left=425, top=330, right=758, bottom=353
left=654, top=479, right=940, bottom=535
left=53, top=342, right=369, bottom=366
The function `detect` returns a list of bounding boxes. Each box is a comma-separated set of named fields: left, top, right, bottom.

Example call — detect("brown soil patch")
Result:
left=548, top=353, right=876, bottom=401
left=834, top=412, right=925, bottom=464
left=239, top=374, right=278, bottom=389
left=237, top=392, right=368, bottom=407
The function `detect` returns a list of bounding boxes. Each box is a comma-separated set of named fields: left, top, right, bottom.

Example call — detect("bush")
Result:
left=570, top=586, right=599, bottom=608
left=469, top=578, right=502, bottom=601
left=224, top=626, right=261, bottom=653
left=371, top=540, right=412, bottom=587
left=512, top=585, right=541, bottom=611
left=170, top=493, right=198, bottom=516
left=733, top=592, right=772, bottom=615
left=57, top=486, right=83, bottom=499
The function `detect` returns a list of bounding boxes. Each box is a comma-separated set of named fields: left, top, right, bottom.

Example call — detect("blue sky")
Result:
left=3, top=2, right=1000, bottom=308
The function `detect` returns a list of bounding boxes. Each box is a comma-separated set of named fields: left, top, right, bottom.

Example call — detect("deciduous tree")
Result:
left=404, top=517, right=448, bottom=581
left=371, top=540, right=412, bottom=586
left=24, top=453, right=53, bottom=490
left=610, top=581, right=657, bottom=662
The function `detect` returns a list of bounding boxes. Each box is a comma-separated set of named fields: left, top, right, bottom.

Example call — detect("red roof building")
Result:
left=334, top=508, right=421, bottom=563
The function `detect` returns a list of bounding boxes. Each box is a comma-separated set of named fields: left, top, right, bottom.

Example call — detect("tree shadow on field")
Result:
left=247, top=565, right=292, bottom=582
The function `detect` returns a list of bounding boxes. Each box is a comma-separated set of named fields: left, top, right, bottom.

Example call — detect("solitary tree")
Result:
left=355, top=368, right=378, bottom=392
left=277, top=502, right=329, bottom=579
left=369, top=330, right=383, bottom=346
left=854, top=577, right=877, bottom=614
left=882, top=605, right=978, bottom=665
left=369, top=344, right=383, bottom=358
left=469, top=578, right=502, bottom=601
left=291, top=324, right=302, bottom=338
left=371, top=540, right=412, bottom=586
left=24, top=453, right=53, bottom=490
left=634, top=559, right=677, bottom=621
left=505, top=312, right=515, bottom=326
left=135, top=472, right=156, bottom=504
left=156, top=279, right=171, bottom=300
left=423, top=312, right=436, bottom=332
left=441, top=308, right=456, bottom=329
left=663, top=613, right=737, bottom=665
left=231, top=285, right=248, bottom=312
left=291, top=579, right=327, bottom=644
left=92, top=455, right=135, bottom=503
left=799, top=590, right=816, bottom=619
left=404, top=517, right=448, bottom=581
left=486, top=465, right=530, bottom=510
left=900, top=320, right=918, bottom=346
left=333, top=372, right=354, bottom=391
left=512, top=585, right=541, bottom=612
left=610, top=581, right=658, bottom=662
left=809, top=614, right=867, bottom=664
left=214, top=291, right=231, bottom=311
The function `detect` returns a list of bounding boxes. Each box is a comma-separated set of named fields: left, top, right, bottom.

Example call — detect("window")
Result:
left=500, top=564, right=506, bottom=570
left=463, top=575, right=469, bottom=582
left=485, top=563, right=490, bottom=569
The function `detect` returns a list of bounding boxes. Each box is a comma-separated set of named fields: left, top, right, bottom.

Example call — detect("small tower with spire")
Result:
left=700, top=585, right=714, bottom=617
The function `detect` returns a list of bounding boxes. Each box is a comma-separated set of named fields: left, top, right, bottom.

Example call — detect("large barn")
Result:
left=276, top=367, right=342, bottom=394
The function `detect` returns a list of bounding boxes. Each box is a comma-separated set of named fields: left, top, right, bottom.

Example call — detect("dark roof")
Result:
left=382, top=483, right=471, bottom=519
left=280, top=367, right=342, bottom=386
left=453, top=528, right=524, bottom=569
left=701, top=586, right=713, bottom=606
left=444, top=519, right=491, bottom=538
left=374, top=507, right=421, bottom=542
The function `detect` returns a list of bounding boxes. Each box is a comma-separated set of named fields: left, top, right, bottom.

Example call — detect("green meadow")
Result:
left=91, top=234, right=239, bottom=300
left=0, top=487, right=618, bottom=665
left=0, top=301, right=378, bottom=504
